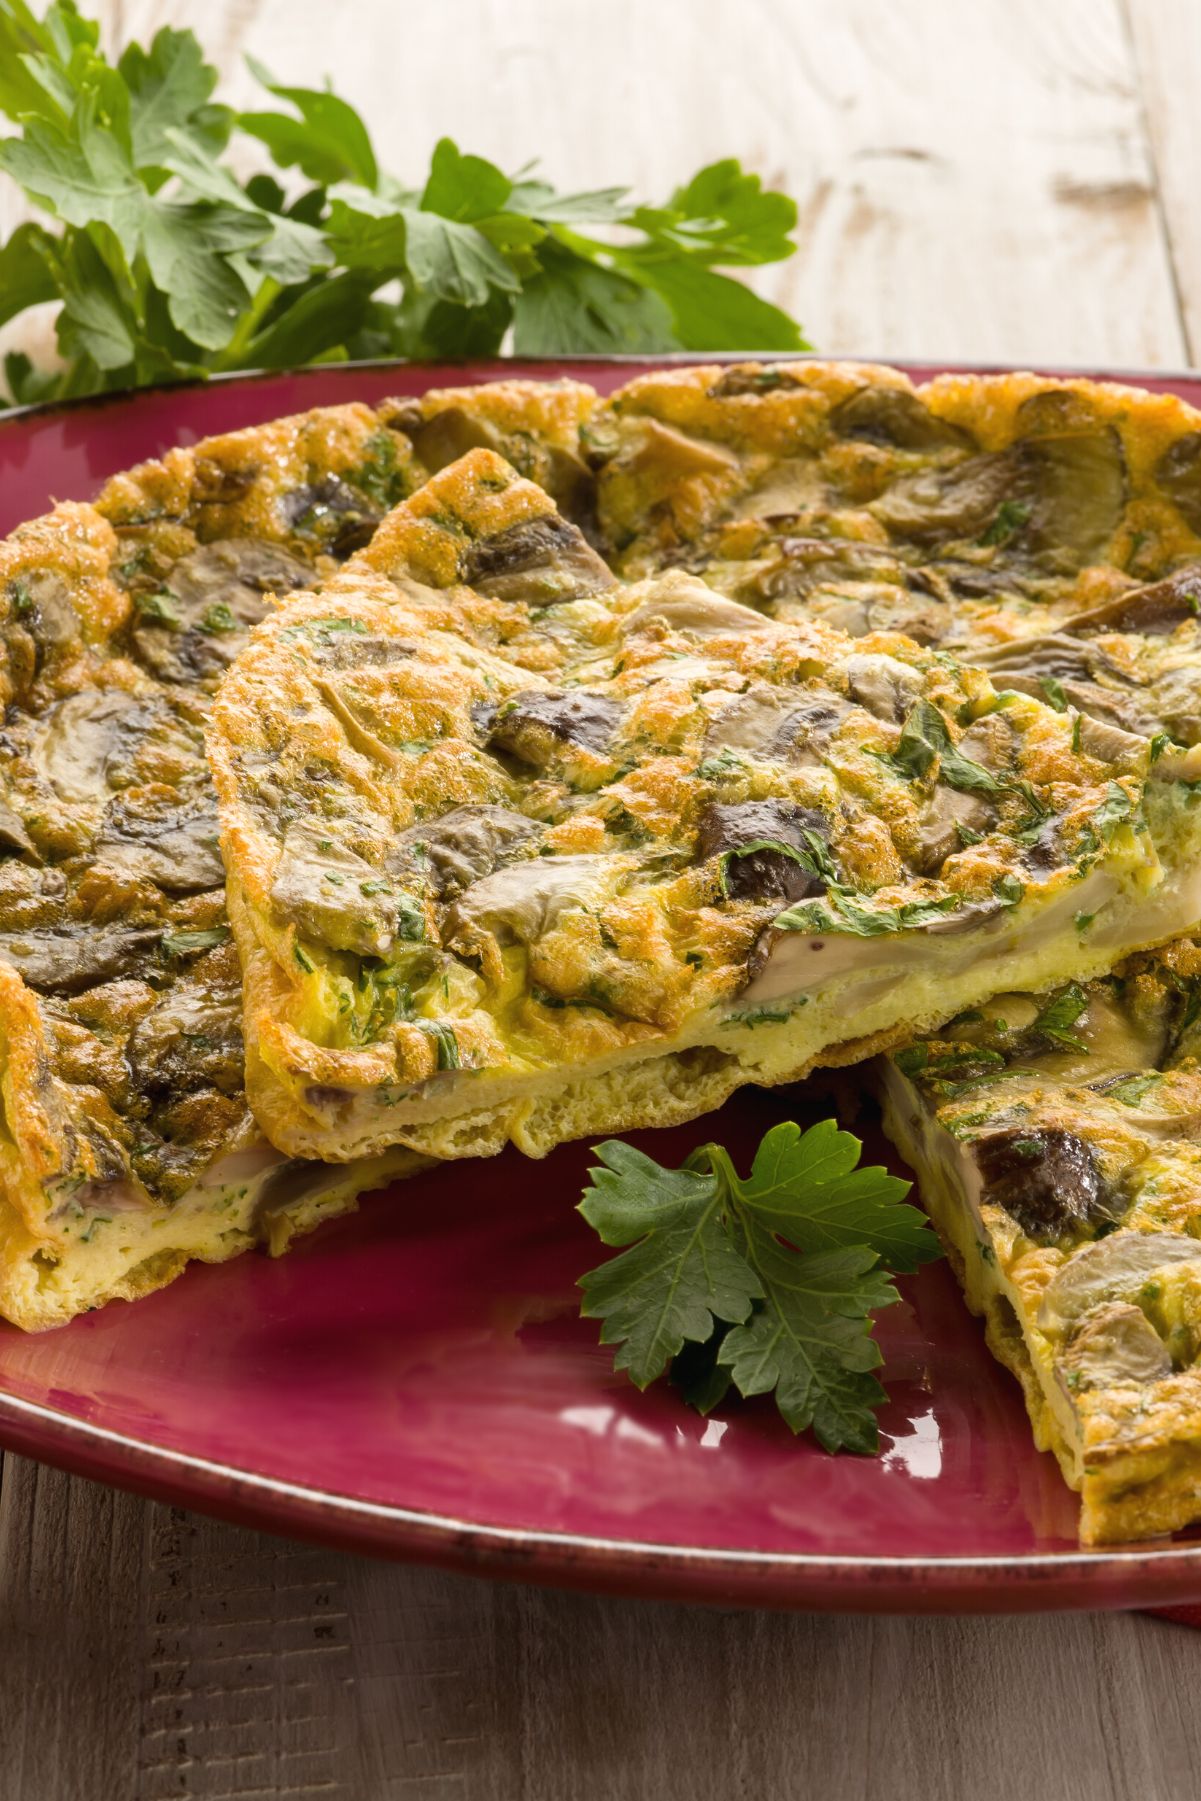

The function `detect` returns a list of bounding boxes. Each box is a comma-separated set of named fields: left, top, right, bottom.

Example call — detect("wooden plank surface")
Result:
left=1, top=2, right=1200, bottom=1797
left=5, top=1454, right=1201, bottom=1801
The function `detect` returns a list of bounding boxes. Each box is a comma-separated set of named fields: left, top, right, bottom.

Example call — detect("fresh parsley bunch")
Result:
left=578, top=1120, right=942, bottom=1453
left=0, top=0, right=809, bottom=406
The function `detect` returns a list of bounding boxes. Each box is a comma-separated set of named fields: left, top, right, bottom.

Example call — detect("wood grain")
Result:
left=0, top=0, right=1191, bottom=366
left=1122, top=0, right=1201, bottom=361
left=2, top=3, right=1201, bottom=1797
left=5, top=1457, right=1201, bottom=1801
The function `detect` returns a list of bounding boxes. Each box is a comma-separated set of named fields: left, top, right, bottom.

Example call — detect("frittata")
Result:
left=209, top=447, right=1201, bottom=1166
left=880, top=936, right=1201, bottom=1543
left=0, top=380, right=595, bottom=1328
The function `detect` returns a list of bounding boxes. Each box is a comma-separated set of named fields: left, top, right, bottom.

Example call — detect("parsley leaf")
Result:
left=1103, top=1073, right=1161, bottom=1107
left=512, top=241, right=675, bottom=354
left=577, top=1141, right=761, bottom=1385
left=1031, top=982, right=1090, bottom=1052
left=772, top=888, right=962, bottom=938
left=160, top=924, right=231, bottom=958
left=239, top=56, right=378, bottom=188
left=0, top=7, right=809, bottom=404
left=882, top=699, right=1000, bottom=797
left=578, top=1122, right=941, bottom=1452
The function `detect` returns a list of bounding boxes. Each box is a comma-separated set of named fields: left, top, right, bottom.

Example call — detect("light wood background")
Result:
left=4, top=2, right=1201, bottom=1796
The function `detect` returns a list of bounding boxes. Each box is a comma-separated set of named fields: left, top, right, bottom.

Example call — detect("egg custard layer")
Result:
left=210, top=447, right=1201, bottom=1166
left=879, top=937, right=1201, bottom=1544
left=591, top=361, right=1201, bottom=746
left=0, top=380, right=594, bottom=1328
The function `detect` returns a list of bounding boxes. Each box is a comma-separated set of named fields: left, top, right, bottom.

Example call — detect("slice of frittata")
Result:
left=209, top=451, right=1201, bottom=1168
left=879, top=936, right=1201, bottom=1543
left=0, top=381, right=596, bottom=1328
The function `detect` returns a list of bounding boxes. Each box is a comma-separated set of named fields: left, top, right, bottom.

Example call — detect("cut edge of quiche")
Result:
left=877, top=938, right=1201, bottom=1544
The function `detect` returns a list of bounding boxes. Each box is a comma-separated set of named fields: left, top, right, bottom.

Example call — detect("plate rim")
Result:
left=5, top=1386, right=1201, bottom=1614
left=6, top=353, right=1201, bottom=1612
left=5, top=351, right=1201, bottom=429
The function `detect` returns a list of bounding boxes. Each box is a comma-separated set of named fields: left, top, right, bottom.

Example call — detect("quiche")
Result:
left=0, top=380, right=594, bottom=1328
left=209, top=447, right=1201, bottom=1166
left=590, top=361, right=1201, bottom=744
left=879, top=936, right=1201, bottom=1543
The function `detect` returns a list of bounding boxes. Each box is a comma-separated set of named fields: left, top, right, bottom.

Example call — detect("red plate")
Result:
left=4, top=357, right=1201, bottom=1613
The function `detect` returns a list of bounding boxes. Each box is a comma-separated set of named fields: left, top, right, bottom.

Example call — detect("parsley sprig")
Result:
left=0, top=0, right=809, bottom=406
left=577, top=1120, right=942, bottom=1453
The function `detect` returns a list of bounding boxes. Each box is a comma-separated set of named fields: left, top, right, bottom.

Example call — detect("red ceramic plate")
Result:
left=5, top=357, right=1201, bottom=1614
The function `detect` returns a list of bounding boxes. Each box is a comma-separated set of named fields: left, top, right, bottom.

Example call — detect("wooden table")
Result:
left=3, top=2, right=1201, bottom=1794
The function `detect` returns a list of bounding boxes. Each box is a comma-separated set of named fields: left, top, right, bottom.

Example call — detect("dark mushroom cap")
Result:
left=697, top=798, right=829, bottom=904
left=460, top=514, right=613, bottom=604
left=485, top=689, right=623, bottom=766
left=1155, top=432, right=1201, bottom=535
left=973, top=1126, right=1114, bottom=1242
left=831, top=384, right=976, bottom=452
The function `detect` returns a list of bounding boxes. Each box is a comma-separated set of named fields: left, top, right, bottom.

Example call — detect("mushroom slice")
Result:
left=393, top=805, right=535, bottom=901
left=4, top=568, right=80, bottom=666
left=406, top=404, right=505, bottom=472
left=0, top=924, right=163, bottom=994
left=484, top=689, right=622, bottom=767
left=445, top=855, right=610, bottom=947
left=973, top=1126, right=1113, bottom=1242
left=132, top=540, right=311, bottom=685
left=727, top=535, right=910, bottom=603
left=830, top=385, right=975, bottom=451
left=460, top=514, right=614, bottom=605
left=1062, top=565, right=1201, bottom=636
left=1038, top=1231, right=1201, bottom=1335
left=269, top=819, right=401, bottom=956
left=128, top=984, right=244, bottom=1100
left=726, top=457, right=826, bottom=522
left=910, top=785, right=993, bottom=875
left=0, top=801, right=39, bottom=863
left=844, top=652, right=924, bottom=722
left=970, top=632, right=1122, bottom=691
left=702, top=684, right=847, bottom=762
left=28, top=690, right=163, bottom=807
left=697, top=799, right=829, bottom=904
left=1075, top=714, right=1148, bottom=768
left=873, top=448, right=1017, bottom=542
left=875, top=429, right=1126, bottom=571
left=282, top=477, right=381, bottom=558
left=622, top=579, right=774, bottom=640
left=706, top=366, right=806, bottom=398
left=1150, top=662, right=1201, bottom=746
left=1155, top=432, right=1201, bottom=535
left=1018, top=429, right=1127, bottom=572
left=1055, top=1302, right=1172, bottom=1394
left=96, top=794, right=224, bottom=895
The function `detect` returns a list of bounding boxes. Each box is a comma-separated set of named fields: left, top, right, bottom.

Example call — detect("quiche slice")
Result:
left=589, top=361, right=1201, bottom=743
left=0, top=382, right=594, bottom=1329
left=210, top=451, right=1201, bottom=1167
left=878, top=937, right=1201, bottom=1544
